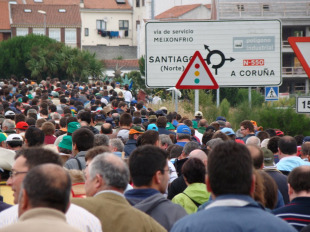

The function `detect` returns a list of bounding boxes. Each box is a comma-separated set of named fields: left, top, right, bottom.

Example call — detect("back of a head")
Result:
left=72, top=128, right=94, bottom=152
left=156, top=116, right=167, bottom=128
left=267, top=136, right=280, bottom=153
left=189, top=149, right=207, bottom=163
left=25, top=127, right=45, bottom=147
left=208, top=141, right=253, bottom=196
left=246, top=136, right=261, bottom=147
left=288, top=166, right=310, bottom=193
left=140, top=130, right=159, bottom=146
left=278, top=136, right=297, bottom=155
left=120, top=113, right=132, bottom=127
left=159, top=134, right=173, bottom=146
left=169, top=145, right=183, bottom=159
left=94, top=134, right=109, bottom=147
left=89, top=153, right=129, bottom=191
left=16, top=147, right=63, bottom=168
left=247, top=145, right=264, bottom=169
left=302, top=142, right=310, bottom=155
left=183, top=141, right=200, bottom=156
left=182, top=158, right=206, bottom=184
left=257, top=170, right=278, bottom=210
left=129, top=145, right=168, bottom=187
left=22, top=164, right=71, bottom=213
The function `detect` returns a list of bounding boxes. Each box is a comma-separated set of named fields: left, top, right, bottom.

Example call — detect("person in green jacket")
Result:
left=172, top=157, right=210, bottom=214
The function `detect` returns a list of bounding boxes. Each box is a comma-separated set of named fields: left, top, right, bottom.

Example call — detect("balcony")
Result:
left=219, top=2, right=310, bottom=19
left=282, top=66, right=307, bottom=77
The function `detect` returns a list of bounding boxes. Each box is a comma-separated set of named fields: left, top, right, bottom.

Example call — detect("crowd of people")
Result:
left=0, top=77, right=310, bottom=231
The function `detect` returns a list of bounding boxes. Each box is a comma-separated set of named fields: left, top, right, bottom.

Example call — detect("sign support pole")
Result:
left=216, top=88, right=220, bottom=107
left=248, top=87, right=252, bottom=108
left=175, top=89, right=178, bottom=113
left=195, top=90, right=199, bottom=112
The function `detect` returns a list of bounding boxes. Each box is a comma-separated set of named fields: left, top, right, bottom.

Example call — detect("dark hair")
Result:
left=265, top=129, right=276, bottom=137
left=294, top=135, right=304, bottom=146
left=267, top=136, right=280, bottom=153
left=59, top=117, right=67, bottom=128
left=129, top=145, right=168, bottom=187
left=85, top=146, right=110, bottom=162
left=119, top=113, right=132, bottom=127
left=72, top=128, right=94, bottom=152
left=136, top=102, right=143, bottom=110
left=288, top=166, right=310, bottom=193
left=15, top=147, right=63, bottom=169
left=26, top=117, right=36, bottom=126
left=7, top=140, right=23, bottom=148
left=240, top=120, right=254, bottom=133
left=156, top=116, right=167, bottom=128
left=257, top=131, right=270, bottom=143
left=168, top=145, right=183, bottom=159
left=140, top=130, right=159, bottom=146
left=66, top=116, right=78, bottom=127
left=258, top=170, right=278, bottom=210
left=41, top=122, right=55, bottom=135
left=49, top=104, right=57, bottom=113
left=208, top=141, right=253, bottom=196
left=14, top=113, right=26, bottom=124
left=101, top=123, right=113, bottom=134
left=78, top=111, right=91, bottom=124
left=278, top=136, right=297, bottom=155
left=202, top=131, right=214, bottom=146
left=22, top=164, right=71, bottom=213
left=182, top=158, right=206, bottom=184
left=25, top=127, right=45, bottom=147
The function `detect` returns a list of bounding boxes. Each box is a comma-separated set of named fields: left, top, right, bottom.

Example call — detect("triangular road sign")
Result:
left=175, top=51, right=219, bottom=89
left=288, top=37, right=310, bottom=78
left=265, top=86, right=278, bottom=101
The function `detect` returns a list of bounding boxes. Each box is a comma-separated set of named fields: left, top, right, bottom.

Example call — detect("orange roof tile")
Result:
left=11, top=4, right=81, bottom=27
left=0, top=1, right=10, bottom=30
left=26, top=0, right=79, bottom=4
left=84, top=0, right=132, bottom=10
left=103, top=59, right=139, bottom=69
left=156, top=4, right=206, bottom=19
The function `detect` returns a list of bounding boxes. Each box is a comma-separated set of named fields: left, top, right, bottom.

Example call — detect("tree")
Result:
left=0, top=34, right=104, bottom=81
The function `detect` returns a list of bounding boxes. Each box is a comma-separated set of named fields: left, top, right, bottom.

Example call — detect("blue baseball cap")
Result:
left=221, top=127, right=235, bottom=136
left=177, top=125, right=191, bottom=135
left=147, top=123, right=158, bottom=131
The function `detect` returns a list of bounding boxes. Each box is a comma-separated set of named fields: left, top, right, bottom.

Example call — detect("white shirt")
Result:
left=123, top=90, right=133, bottom=102
left=0, top=204, right=102, bottom=232
left=0, top=147, right=15, bottom=170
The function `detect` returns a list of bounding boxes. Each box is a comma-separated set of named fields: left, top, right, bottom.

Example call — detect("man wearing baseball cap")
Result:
left=15, top=122, right=29, bottom=137
left=124, top=125, right=145, bottom=157
left=175, top=125, right=191, bottom=147
left=6, top=134, right=23, bottom=152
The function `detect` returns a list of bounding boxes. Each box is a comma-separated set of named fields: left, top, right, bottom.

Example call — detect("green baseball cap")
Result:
left=0, top=133, right=7, bottom=143
left=68, top=122, right=81, bottom=133
left=58, top=135, right=72, bottom=151
left=166, top=122, right=175, bottom=130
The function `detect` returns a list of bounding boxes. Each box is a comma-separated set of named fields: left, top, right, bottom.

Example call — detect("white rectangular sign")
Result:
left=296, top=97, right=310, bottom=113
left=145, top=20, right=282, bottom=88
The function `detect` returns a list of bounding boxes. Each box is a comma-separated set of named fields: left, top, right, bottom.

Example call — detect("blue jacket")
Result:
left=171, top=194, right=297, bottom=232
left=124, top=139, right=137, bottom=157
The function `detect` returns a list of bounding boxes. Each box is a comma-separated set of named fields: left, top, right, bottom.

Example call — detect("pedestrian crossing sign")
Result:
left=265, top=86, right=279, bottom=101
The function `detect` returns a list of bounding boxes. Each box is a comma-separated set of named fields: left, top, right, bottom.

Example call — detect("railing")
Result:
left=282, top=66, right=306, bottom=76
left=219, top=2, right=310, bottom=18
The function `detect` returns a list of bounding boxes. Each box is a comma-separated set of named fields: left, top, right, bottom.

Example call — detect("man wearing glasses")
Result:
left=240, top=120, right=256, bottom=143
left=125, top=145, right=187, bottom=231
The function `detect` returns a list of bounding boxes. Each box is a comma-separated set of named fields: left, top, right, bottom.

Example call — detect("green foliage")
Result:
left=219, top=98, right=230, bottom=118
left=121, top=74, right=132, bottom=86
left=0, top=34, right=55, bottom=79
left=0, top=34, right=104, bottom=81
left=236, top=88, right=264, bottom=107
left=138, top=56, right=145, bottom=77
left=257, top=106, right=310, bottom=136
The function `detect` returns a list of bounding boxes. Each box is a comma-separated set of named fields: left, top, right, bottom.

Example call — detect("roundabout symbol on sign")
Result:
left=204, top=44, right=235, bottom=75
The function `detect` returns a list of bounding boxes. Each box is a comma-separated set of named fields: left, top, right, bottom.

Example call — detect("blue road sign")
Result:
left=265, top=86, right=279, bottom=101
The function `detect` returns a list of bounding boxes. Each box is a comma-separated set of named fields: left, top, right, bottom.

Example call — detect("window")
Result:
left=262, top=4, right=269, bottom=11
left=142, top=0, right=145, bottom=6
left=16, top=28, right=28, bottom=36
left=236, top=4, right=244, bottom=11
left=85, top=28, right=89, bottom=36
left=136, top=20, right=140, bottom=30
left=49, top=28, right=61, bottom=41
left=136, top=0, right=140, bottom=7
left=65, top=28, right=76, bottom=44
left=119, top=20, right=129, bottom=30
left=33, top=28, right=45, bottom=35
left=96, top=20, right=106, bottom=30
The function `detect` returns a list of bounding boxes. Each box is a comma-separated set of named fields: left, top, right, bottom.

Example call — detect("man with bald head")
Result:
left=276, top=136, right=310, bottom=175
left=0, top=164, right=81, bottom=232
left=273, top=166, right=310, bottom=231
left=72, top=152, right=166, bottom=232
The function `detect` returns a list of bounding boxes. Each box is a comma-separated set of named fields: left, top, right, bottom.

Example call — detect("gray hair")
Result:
left=94, top=134, right=110, bottom=147
left=109, top=138, right=124, bottom=152
left=3, top=119, right=15, bottom=130
left=246, top=136, right=261, bottom=147
left=206, top=138, right=224, bottom=150
left=159, top=134, right=173, bottom=146
left=177, top=133, right=191, bottom=140
left=89, top=152, right=129, bottom=191
left=183, top=141, right=200, bottom=156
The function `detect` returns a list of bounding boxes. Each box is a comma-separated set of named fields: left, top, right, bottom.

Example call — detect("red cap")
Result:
left=16, top=121, right=29, bottom=130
